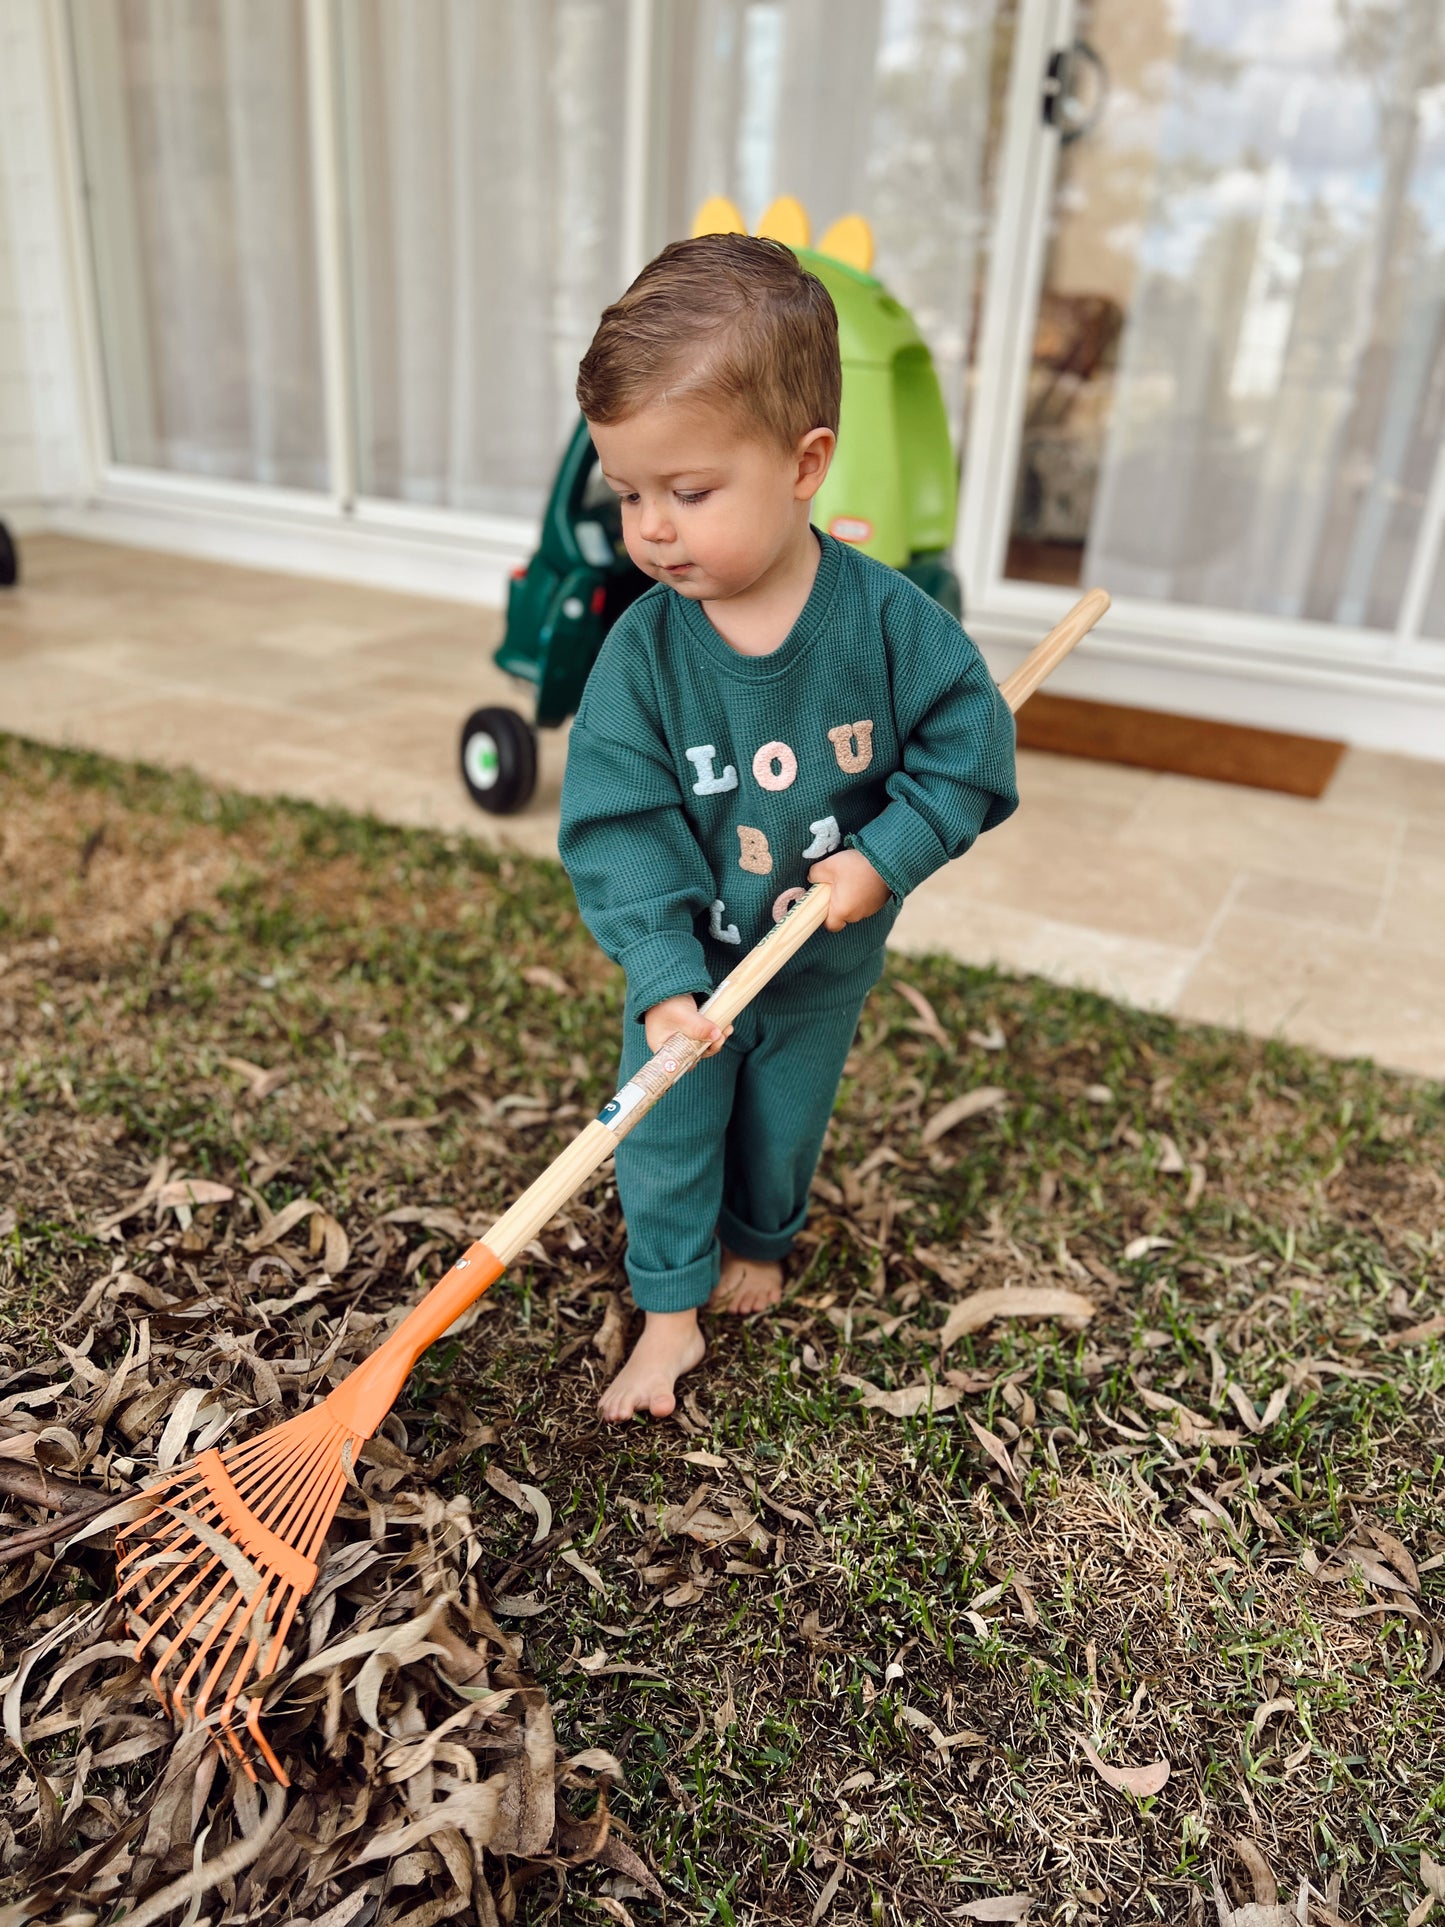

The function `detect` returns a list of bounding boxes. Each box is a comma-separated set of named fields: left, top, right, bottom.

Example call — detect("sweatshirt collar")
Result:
left=672, top=528, right=845, bottom=678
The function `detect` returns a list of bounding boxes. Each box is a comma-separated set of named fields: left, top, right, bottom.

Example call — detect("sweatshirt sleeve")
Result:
left=558, top=612, right=716, bottom=1025
left=847, top=587, right=1019, bottom=903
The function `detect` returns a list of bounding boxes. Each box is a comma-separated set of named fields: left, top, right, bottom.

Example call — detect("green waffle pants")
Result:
left=613, top=978, right=872, bottom=1314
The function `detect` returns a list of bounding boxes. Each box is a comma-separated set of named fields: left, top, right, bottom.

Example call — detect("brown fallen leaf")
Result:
left=492, top=1592, right=549, bottom=1616
left=593, top=1293, right=626, bottom=1377
left=895, top=981, right=951, bottom=1049
left=559, top=1547, right=609, bottom=1595
left=967, top=1416, right=1019, bottom=1489
left=1381, top=1312, right=1445, bottom=1350
left=1074, top=1732, right=1170, bottom=1798
left=920, top=1087, right=1007, bottom=1146
left=220, top=1055, right=292, bottom=1100
left=1122, top=1234, right=1172, bottom=1261
left=811, top=1855, right=846, bottom=1924
left=245, top=1196, right=350, bottom=1273
left=522, top=964, right=572, bottom=996
left=898, top=1705, right=986, bottom=1755
left=955, top=1899, right=1033, bottom=1923
left=154, top=1177, right=235, bottom=1209
left=1249, top=1695, right=1295, bottom=1739
left=1367, top=1523, right=1421, bottom=1592
left=1155, top=1132, right=1185, bottom=1173
left=938, top=1286, right=1095, bottom=1352
left=484, top=1465, right=552, bottom=1544
left=839, top=1374, right=960, bottom=1419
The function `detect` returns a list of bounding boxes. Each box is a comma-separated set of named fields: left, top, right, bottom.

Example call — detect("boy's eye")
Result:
left=675, top=491, right=710, bottom=506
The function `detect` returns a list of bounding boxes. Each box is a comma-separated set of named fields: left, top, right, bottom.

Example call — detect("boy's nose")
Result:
left=637, top=497, right=674, bottom=544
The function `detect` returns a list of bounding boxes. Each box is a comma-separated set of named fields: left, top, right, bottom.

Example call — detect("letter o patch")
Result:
left=752, top=740, right=798, bottom=792
left=772, top=887, right=807, bottom=923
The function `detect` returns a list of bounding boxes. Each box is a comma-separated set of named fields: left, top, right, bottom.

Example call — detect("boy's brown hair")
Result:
left=576, top=233, right=841, bottom=449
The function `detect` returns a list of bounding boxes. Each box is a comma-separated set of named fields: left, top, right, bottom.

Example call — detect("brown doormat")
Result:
left=1014, top=692, right=1345, bottom=798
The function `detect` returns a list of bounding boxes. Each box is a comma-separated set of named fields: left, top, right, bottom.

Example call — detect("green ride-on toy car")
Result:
left=459, top=197, right=963, bottom=815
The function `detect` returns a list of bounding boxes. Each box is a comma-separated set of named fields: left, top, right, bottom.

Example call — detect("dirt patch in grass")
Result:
left=1, top=733, right=1443, bottom=1926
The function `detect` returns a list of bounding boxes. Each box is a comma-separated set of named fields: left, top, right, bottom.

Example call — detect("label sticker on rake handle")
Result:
left=597, top=1043, right=691, bottom=1133
left=597, top=1080, right=647, bottom=1133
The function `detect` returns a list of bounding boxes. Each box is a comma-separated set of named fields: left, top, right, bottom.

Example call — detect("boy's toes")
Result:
left=711, top=1255, right=784, bottom=1315
left=598, top=1317, right=705, bottom=1422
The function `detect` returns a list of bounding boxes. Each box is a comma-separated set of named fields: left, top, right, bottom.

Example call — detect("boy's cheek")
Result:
left=621, top=531, right=656, bottom=577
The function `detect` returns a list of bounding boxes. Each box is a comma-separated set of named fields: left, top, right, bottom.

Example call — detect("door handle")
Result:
left=1041, top=47, right=1072, bottom=126
left=1041, top=41, right=1107, bottom=142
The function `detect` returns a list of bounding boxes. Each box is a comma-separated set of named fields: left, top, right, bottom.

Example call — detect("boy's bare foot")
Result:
left=709, top=1247, right=784, bottom=1315
left=599, top=1309, right=706, bottom=1422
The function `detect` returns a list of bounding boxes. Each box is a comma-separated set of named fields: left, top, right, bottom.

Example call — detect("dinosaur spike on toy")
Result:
left=756, top=194, right=810, bottom=248
left=691, top=194, right=747, bottom=238
left=817, top=213, right=874, bottom=273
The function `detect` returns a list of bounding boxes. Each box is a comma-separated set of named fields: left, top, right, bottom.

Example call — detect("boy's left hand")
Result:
left=808, top=849, right=892, bottom=932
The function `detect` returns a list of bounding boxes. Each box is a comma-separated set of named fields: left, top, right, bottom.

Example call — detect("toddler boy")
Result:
left=558, top=234, right=1017, bottom=1421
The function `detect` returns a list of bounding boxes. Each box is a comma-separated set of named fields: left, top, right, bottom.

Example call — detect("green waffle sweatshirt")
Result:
left=558, top=531, right=1018, bottom=1024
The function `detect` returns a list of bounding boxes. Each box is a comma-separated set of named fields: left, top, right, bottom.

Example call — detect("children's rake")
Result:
left=114, top=588, right=1110, bottom=1781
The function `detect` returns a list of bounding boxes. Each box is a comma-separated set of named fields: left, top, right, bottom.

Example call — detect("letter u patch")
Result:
left=827, top=720, right=875, bottom=773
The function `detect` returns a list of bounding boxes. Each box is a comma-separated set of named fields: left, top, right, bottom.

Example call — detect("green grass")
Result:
left=1, top=731, right=1443, bottom=1924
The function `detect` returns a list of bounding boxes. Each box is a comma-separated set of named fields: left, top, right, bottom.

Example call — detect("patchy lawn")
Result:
left=1, top=732, right=1442, bottom=1927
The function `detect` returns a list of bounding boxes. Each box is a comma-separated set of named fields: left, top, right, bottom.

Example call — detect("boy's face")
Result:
left=590, top=396, right=834, bottom=605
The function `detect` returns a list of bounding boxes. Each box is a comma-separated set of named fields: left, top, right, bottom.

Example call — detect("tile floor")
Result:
left=3, top=534, right=1442, bottom=1079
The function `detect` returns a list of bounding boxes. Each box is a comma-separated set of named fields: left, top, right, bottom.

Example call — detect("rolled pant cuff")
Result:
left=718, top=1205, right=804, bottom=1265
left=625, top=1243, right=719, bottom=1314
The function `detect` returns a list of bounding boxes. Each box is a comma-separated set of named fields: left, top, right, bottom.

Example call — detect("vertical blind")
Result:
left=339, top=0, right=631, bottom=517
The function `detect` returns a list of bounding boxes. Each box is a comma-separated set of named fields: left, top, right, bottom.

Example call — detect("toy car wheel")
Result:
left=459, top=706, right=537, bottom=814
left=0, top=522, right=17, bottom=588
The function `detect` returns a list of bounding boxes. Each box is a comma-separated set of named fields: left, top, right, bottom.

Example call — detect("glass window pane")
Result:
left=1007, top=0, right=1445, bottom=631
left=340, top=0, right=630, bottom=519
left=662, top=0, right=1002, bottom=447
left=69, top=0, right=328, bottom=490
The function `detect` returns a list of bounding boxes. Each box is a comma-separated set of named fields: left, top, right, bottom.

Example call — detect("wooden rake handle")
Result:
left=342, top=590, right=1110, bottom=1427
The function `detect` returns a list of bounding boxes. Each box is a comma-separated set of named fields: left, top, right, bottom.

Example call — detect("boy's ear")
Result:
left=793, top=427, right=836, bottom=502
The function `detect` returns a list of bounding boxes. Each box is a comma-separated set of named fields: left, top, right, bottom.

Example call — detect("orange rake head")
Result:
left=115, top=1240, right=506, bottom=1782
left=115, top=1405, right=359, bottom=1783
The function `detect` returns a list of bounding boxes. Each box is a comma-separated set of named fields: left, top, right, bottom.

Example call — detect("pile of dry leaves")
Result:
left=0, top=1165, right=659, bottom=1927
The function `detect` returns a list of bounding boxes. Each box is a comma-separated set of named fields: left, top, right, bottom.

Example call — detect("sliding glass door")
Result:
left=990, top=0, right=1445, bottom=649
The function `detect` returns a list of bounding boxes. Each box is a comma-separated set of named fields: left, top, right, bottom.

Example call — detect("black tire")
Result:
left=0, top=522, right=16, bottom=589
left=459, top=705, right=537, bottom=815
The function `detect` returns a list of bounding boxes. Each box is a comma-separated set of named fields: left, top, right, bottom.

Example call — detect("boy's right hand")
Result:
left=644, top=994, right=732, bottom=1059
